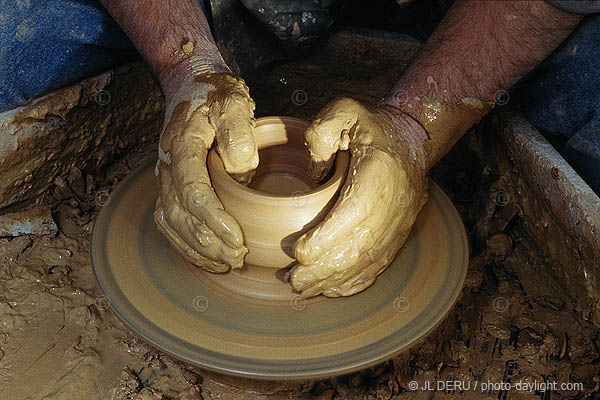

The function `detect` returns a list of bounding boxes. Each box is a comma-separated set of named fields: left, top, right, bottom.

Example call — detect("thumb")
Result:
left=305, top=98, right=362, bottom=181
left=209, top=76, right=259, bottom=176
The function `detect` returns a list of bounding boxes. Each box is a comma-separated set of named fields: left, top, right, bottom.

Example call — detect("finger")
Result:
left=291, top=224, right=381, bottom=293
left=302, top=176, right=417, bottom=285
left=159, top=167, right=246, bottom=267
left=169, top=109, right=215, bottom=188
left=292, top=225, right=407, bottom=297
left=155, top=171, right=242, bottom=271
left=291, top=242, right=367, bottom=297
left=154, top=204, right=229, bottom=272
left=292, top=234, right=363, bottom=287
left=168, top=111, right=245, bottom=250
left=184, top=204, right=246, bottom=267
left=156, top=169, right=246, bottom=269
left=211, top=91, right=259, bottom=175
left=230, top=169, right=256, bottom=185
left=329, top=231, right=408, bottom=296
left=294, top=147, right=392, bottom=265
left=156, top=212, right=245, bottom=271
left=304, top=98, right=363, bottom=181
left=181, top=182, right=245, bottom=250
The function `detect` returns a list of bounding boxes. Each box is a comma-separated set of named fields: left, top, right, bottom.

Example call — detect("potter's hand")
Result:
left=290, top=98, right=428, bottom=297
left=154, top=72, right=258, bottom=272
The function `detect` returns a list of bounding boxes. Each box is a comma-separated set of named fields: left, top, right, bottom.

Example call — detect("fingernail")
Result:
left=217, top=210, right=243, bottom=248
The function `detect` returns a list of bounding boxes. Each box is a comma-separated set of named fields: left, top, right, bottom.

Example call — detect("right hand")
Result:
left=154, top=72, right=258, bottom=272
left=289, top=98, right=429, bottom=297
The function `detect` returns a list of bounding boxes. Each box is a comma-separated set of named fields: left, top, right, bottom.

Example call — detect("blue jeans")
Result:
left=516, top=16, right=600, bottom=194
left=1, top=1, right=598, bottom=193
left=0, top=0, right=136, bottom=111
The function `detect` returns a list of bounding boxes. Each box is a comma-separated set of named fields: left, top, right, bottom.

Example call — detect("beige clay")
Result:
left=153, top=72, right=484, bottom=297
left=290, top=98, right=429, bottom=297
left=208, top=117, right=349, bottom=269
left=154, top=72, right=258, bottom=272
left=416, top=96, right=493, bottom=167
left=403, top=76, right=494, bottom=168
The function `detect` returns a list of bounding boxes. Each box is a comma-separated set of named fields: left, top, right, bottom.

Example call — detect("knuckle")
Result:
left=331, top=97, right=358, bottom=109
left=183, top=183, right=212, bottom=209
left=224, top=135, right=255, bottom=156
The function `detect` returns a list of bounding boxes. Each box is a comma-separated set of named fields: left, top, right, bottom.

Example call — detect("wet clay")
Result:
left=417, top=96, right=493, bottom=168
left=385, top=76, right=494, bottom=170
left=3, top=42, right=599, bottom=398
left=290, top=98, right=428, bottom=297
left=208, top=116, right=350, bottom=270
left=154, top=72, right=258, bottom=272
left=3, top=133, right=598, bottom=399
left=0, top=156, right=206, bottom=399
left=11, top=71, right=112, bottom=124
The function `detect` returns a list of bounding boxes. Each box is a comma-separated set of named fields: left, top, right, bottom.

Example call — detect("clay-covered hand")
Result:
left=154, top=72, right=258, bottom=272
left=290, top=98, right=429, bottom=297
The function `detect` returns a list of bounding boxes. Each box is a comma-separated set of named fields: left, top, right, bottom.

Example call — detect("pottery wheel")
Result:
left=91, top=156, right=468, bottom=380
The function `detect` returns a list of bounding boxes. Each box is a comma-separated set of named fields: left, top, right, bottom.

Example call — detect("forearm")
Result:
left=99, top=0, right=229, bottom=100
left=382, top=0, right=582, bottom=170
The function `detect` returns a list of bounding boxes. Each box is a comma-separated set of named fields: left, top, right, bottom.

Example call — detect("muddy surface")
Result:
left=1, top=46, right=599, bottom=399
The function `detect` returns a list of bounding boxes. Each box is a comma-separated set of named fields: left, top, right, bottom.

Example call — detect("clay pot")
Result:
left=208, top=116, right=349, bottom=268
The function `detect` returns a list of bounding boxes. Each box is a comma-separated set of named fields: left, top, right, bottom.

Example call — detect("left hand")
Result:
left=289, top=98, right=429, bottom=297
left=154, top=72, right=258, bottom=272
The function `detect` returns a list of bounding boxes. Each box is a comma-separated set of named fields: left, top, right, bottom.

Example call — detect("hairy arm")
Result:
left=99, top=0, right=229, bottom=100
left=99, top=1, right=257, bottom=272
left=382, top=0, right=582, bottom=170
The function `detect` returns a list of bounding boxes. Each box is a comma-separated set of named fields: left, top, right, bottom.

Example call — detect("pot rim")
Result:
left=207, top=116, right=350, bottom=203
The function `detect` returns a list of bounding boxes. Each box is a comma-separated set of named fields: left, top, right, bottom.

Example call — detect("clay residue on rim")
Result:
left=208, top=117, right=350, bottom=269
left=207, top=117, right=350, bottom=201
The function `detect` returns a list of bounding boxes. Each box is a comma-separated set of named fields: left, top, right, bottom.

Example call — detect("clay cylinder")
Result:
left=208, top=116, right=349, bottom=268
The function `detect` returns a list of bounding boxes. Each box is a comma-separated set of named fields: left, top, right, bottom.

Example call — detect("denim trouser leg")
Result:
left=0, top=0, right=136, bottom=112
left=517, top=15, right=600, bottom=194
